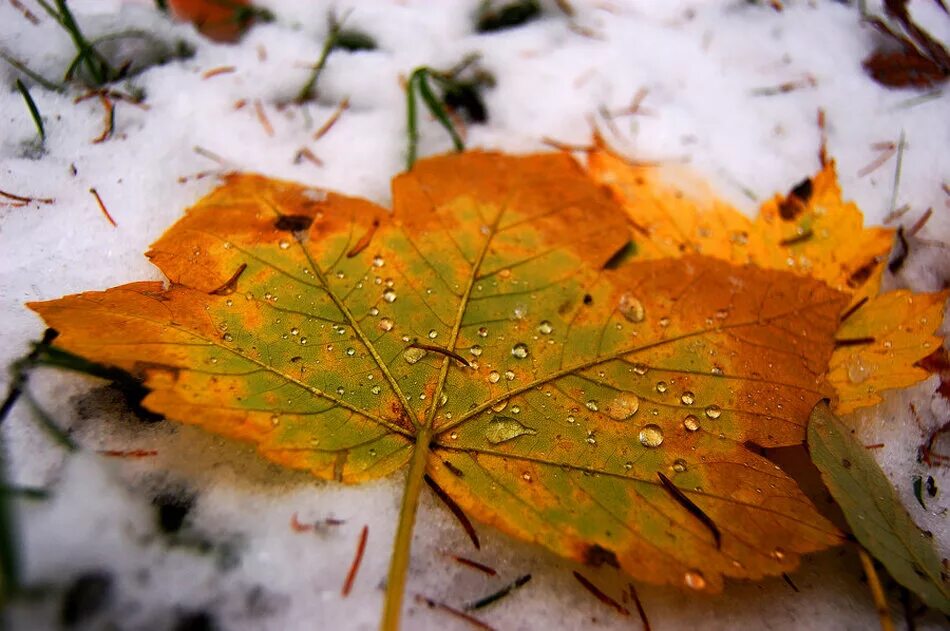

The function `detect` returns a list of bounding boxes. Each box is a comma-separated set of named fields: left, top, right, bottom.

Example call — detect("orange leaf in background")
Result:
left=168, top=0, right=254, bottom=43
left=587, top=138, right=947, bottom=415
left=30, top=152, right=848, bottom=622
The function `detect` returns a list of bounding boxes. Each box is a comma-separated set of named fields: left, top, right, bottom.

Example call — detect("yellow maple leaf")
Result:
left=587, top=137, right=946, bottom=414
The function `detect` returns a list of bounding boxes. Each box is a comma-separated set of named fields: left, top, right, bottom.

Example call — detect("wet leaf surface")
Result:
left=29, top=151, right=864, bottom=613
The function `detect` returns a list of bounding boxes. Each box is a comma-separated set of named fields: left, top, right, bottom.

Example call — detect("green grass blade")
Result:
left=15, top=79, right=45, bottom=142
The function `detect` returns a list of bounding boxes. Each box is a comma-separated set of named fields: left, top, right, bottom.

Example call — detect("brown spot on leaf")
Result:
left=274, top=214, right=314, bottom=232
left=583, top=544, right=620, bottom=568
left=778, top=178, right=812, bottom=220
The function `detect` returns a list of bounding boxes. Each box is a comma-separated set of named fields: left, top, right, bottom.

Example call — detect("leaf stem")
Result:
left=381, top=423, right=433, bottom=631
left=858, top=547, right=895, bottom=631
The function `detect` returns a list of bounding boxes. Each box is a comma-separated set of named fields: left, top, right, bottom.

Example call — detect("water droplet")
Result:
left=346, top=348, right=356, bottom=357
left=638, top=424, right=664, bottom=448
left=655, top=381, right=668, bottom=393
left=223, top=333, right=233, bottom=342
left=279, top=240, right=290, bottom=249
left=469, top=345, right=483, bottom=357
left=683, top=415, right=700, bottom=432
left=299, top=337, right=308, bottom=345
left=373, top=255, right=385, bottom=267
left=603, top=392, right=640, bottom=421
left=704, top=405, right=722, bottom=419
left=488, top=371, right=501, bottom=383
left=403, top=347, right=427, bottom=364
left=511, top=405, right=521, bottom=414
left=439, top=393, right=448, bottom=407
left=379, top=317, right=394, bottom=331
left=624, top=462, right=633, bottom=471
left=428, top=329, right=438, bottom=339
left=586, top=431, right=597, bottom=445
left=335, top=271, right=345, bottom=279
left=672, top=458, right=687, bottom=472
left=485, top=416, right=538, bottom=444
left=521, top=472, right=532, bottom=481
left=290, top=327, right=299, bottom=336
left=223, top=241, right=232, bottom=249
left=771, top=547, right=786, bottom=560
left=336, top=386, right=345, bottom=395
left=368, top=448, right=377, bottom=457
left=369, top=307, right=380, bottom=316
left=632, top=363, right=648, bottom=375
left=382, top=288, right=397, bottom=303
left=210, top=357, right=218, bottom=364
left=684, top=570, right=706, bottom=590
left=846, top=356, right=871, bottom=384
left=504, top=370, right=515, bottom=381
left=659, top=317, right=671, bottom=328
left=491, top=400, right=508, bottom=412
left=566, top=415, right=576, bottom=424
left=225, top=299, right=233, bottom=307
left=680, top=391, right=695, bottom=405
left=538, top=320, right=553, bottom=335
left=511, top=343, right=529, bottom=359
left=585, top=400, right=599, bottom=412
left=477, top=327, right=488, bottom=338
left=371, top=385, right=381, bottom=395
left=270, top=414, right=280, bottom=426
left=618, top=293, right=646, bottom=322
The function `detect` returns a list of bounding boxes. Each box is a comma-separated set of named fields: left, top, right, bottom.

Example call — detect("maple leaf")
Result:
left=30, top=152, right=849, bottom=628
left=587, top=138, right=948, bottom=414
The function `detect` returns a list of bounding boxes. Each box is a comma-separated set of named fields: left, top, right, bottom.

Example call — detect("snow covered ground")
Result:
left=1, top=0, right=948, bottom=629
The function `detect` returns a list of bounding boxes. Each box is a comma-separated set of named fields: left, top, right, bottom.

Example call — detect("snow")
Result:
left=1, top=0, right=948, bottom=629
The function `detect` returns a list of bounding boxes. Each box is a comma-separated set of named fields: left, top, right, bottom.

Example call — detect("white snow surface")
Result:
left=1, top=0, right=949, bottom=629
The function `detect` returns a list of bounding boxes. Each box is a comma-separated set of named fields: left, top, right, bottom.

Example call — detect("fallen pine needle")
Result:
left=414, top=595, right=496, bottom=631
left=0, top=188, right=53, bottom=205
left=341, top=524, right=368, bottom=596
left=294, top=147, right=324, bottom=167
left=466, top=574, right=531, bottom=611
left=425, top=474, right=480, bottom=549
left=857, top=142, right=897, bottom=178
left=89, top=188, right=117, bottom=227
left=202, top=66, right=236, bottom=79
left=451, top=555, right=497, bottom=576
left=628, top=582, right=651, bottom=630
left=254, top=99, right=274, bottom=137
left=858, top=547, right=895, bottom=631
left=313, top=97, right=350, bottom=141
left=572, top=571, right=629, bottom=617
left=98, top=449, right=158, bottom=458
left=91, top=94, right=115, bottom=144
